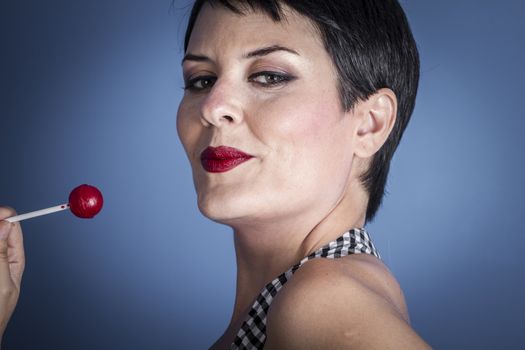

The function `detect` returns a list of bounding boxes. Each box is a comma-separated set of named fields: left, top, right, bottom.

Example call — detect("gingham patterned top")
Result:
left=230, top=228, right=380, bottom=350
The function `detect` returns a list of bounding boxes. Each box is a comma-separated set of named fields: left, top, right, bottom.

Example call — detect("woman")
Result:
left=178, top=0, right=429, bottom=348
left=1, top=0, right=430, bottom=348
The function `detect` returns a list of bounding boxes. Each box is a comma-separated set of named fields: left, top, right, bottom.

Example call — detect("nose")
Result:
left=200, top=78, right=243, bottom=127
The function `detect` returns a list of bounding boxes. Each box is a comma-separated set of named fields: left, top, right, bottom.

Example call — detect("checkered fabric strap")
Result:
left=230, top=228, right=380, bottom=350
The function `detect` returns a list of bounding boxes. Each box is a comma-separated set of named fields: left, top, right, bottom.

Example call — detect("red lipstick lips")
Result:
left=200, top=146, right=254, bottom=173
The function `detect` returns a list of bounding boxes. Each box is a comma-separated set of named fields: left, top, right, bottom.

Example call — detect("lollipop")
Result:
left=68, top=184, right=103, bottom=218
left=5, top=184, right=104, bottom=223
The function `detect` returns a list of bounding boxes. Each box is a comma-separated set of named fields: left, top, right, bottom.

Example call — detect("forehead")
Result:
left=186, top=3, right=323, bottom=56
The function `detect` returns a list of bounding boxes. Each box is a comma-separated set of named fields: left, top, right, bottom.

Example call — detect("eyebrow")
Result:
left=181, top=45, right=299, bottom=65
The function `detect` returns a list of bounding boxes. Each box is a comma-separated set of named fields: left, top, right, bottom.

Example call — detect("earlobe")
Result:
left=353, top=88, right=397, bottom=158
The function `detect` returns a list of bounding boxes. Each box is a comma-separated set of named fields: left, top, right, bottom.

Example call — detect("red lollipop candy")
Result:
left=5, top=184, right=104, bottom=222
left=69, top=184, right=104, bottom=218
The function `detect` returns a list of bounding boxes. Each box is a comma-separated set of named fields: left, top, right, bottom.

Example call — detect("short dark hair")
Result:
left=183, top=0, right=420, bottom=223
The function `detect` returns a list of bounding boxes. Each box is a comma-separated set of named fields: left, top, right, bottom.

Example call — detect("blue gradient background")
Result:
left=1, top=0, right=524, bottom=349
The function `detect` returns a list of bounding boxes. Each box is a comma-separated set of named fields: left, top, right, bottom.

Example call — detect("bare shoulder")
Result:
left=264, top=255, right=431, bottom=349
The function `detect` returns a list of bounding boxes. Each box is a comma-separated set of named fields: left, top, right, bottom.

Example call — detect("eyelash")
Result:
left=183, top=71, right=295, bottom=91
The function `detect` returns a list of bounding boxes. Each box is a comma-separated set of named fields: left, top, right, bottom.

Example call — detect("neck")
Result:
left=227, top=182, right=367, bottom=327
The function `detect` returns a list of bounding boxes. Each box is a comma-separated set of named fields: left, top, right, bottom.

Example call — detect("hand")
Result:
left=0, top=207, right=25, bottom=343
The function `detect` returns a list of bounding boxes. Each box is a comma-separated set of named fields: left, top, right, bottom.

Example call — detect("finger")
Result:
left=6, top=222, right=25, bottom=290
left=0, top=221, right=16, bottom=290
left=0, top=207, right=25, bottom=289
left=0, top=206, right=17, bottom=221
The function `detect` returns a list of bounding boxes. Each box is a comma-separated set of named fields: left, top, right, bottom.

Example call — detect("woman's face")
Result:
left=177, top=4, right=360, bottom=226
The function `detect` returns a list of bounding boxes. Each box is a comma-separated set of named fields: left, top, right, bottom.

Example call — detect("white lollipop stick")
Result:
left=4, top=203, right=70, bottom=223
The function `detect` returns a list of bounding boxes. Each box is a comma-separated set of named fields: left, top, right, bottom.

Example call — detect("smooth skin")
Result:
left=0, top=208, right=25, bottom=346
left=178, top=4, right=431, bottom=349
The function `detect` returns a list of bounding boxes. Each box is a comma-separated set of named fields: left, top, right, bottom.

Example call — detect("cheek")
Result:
left=176, top=99, right=201, bottom=158
left=254, top=97, right=349, bottom=194
left=261, top=97, right=343, bottom=155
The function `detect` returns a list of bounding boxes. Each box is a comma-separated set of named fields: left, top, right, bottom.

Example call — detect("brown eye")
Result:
left=249, top=71, right=295, bottom=86
left=184, top=75, right=217, bottom=91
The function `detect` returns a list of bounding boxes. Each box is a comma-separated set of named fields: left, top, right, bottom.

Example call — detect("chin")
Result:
left=196, top=188, right=255, bottom=223
left=195, top=186, right=309, bottom=229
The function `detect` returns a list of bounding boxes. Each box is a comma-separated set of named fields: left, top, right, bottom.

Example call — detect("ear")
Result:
left=351, top=88, right=397, bottom=159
